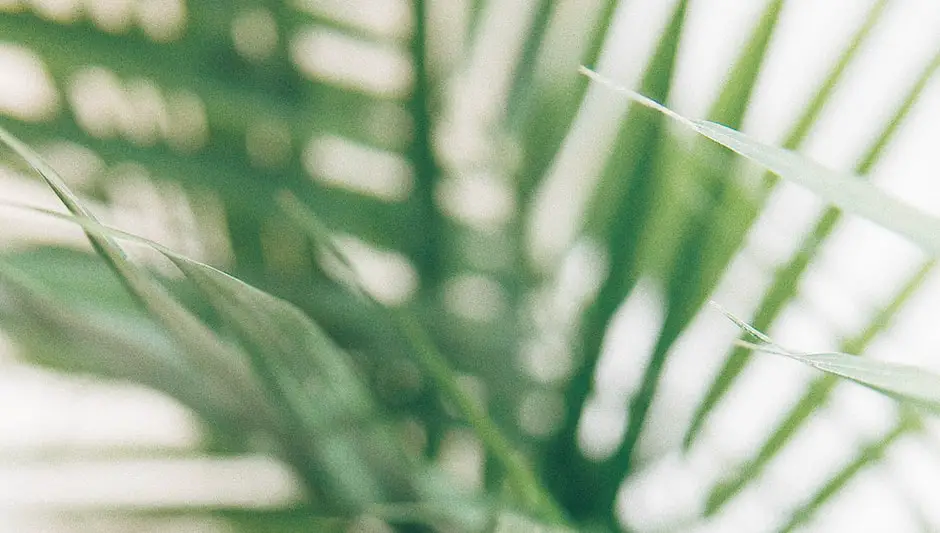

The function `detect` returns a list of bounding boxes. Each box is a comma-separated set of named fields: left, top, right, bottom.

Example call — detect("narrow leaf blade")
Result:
left=714, top=305, right=940, bottom=414
left=581, top=68, right=940, bottom=261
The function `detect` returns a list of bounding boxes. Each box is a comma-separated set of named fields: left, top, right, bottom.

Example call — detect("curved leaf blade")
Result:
left=715, top=303, right=940, bottom=414
left=581, top=67, right=940, bottom=260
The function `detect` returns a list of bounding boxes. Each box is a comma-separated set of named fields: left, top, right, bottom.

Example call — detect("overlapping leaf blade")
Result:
left=0, top=256, right=263, bottom=441
left=0, top=125, right=421, bottom=515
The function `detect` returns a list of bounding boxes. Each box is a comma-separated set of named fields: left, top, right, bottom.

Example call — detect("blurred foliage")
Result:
left=0, top=0, right=939, bottom=532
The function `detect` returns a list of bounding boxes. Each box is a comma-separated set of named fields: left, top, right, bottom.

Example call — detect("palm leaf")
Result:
left=3, top=2, right=940, bottom=531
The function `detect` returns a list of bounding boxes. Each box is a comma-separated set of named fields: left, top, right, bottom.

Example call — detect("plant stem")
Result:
left=392, top=309, right=567, bottom=524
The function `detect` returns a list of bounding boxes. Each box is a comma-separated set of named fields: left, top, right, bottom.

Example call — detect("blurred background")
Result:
left=2, top=0, right=940, bottom=531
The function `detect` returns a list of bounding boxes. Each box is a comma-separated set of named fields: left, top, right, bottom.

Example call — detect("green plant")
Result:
left=1, top=1, right=939, bottom=531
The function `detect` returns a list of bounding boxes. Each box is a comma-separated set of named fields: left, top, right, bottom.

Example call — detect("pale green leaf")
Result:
left=580, top=68, right=940, bottom=257
left=0, top=125, right=410, bottom=512
left=714, top=303, right=940, bottom=413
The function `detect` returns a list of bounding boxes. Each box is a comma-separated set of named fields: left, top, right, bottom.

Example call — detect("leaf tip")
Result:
left=578, top=65, right=690, bottom=126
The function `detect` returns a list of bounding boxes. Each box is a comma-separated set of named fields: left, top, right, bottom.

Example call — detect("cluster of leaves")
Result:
left=2, top=0, right=940, bottom=532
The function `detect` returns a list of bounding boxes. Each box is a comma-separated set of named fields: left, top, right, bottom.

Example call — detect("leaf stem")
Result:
left=392, top=309, right=566, bottom=524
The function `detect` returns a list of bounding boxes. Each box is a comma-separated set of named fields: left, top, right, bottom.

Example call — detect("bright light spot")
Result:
left=31, top=0, right=80, bottom=22
left=577, top=394, right=626, bottom=462
left=618, top=453, right=706, bottom=530
left=69, top=71, right=172, bottom=146
left=38, top=141, right=104, bottom=188
left=294, top=0, right=412, bottom=41
left=0, top=455, right=300, bottom=508
left=0, top=367, right=200, bottom=452
left=305, top=135, right=413, bottom=202
left=88, top=0, right=133, bottom=33
left=593, top=278, right=664, bottom=399
left=436, top=172, right=515, bottom=231
left=119, top=78, right=169, bottom=146
left=290, top=27, right=413, bottom=98
left=519, top=336, right=573, bottom=384
left=437, top=429, right=482, bottom=493
left=554, top=239, right=606, bottom=318
left=331, top=235, right=418, bottom=306
left=0, top=46, right=58, bottom=121
left=67, top=67, right=124, bottom=138
left=135, top=0, right=186, bottom=42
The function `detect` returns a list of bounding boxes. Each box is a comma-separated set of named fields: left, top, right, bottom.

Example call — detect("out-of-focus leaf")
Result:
left=0, top=182, right=561, bottom=527
left=599, top=1, right=786, bottom=512
left=545, top=0, right=690, bottom=520
left=643, top=0, right=785, bottom=288
left=0, top=256, right=262, bottom=443
left=506, top=0, right=557, bottom=124
left=408, top=0, right=444, bottom=287
left=513, top=0, right=619, bottom=201
left=584, top=65, right=940, bottom=525
left=0, top=247, right=144, bottom=310
left=0, top=8, right=425, bottom=273
left=777, top=0, right=890, bottom=150
left=280, top=191, right=567, bottom=525
left=4, top=117, right=419, bottom=258
left=166, top=252, right=406, bottom=506
left=0, top=127, right=277, bottom=423
left=0, top=125, right=423, bottom=514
